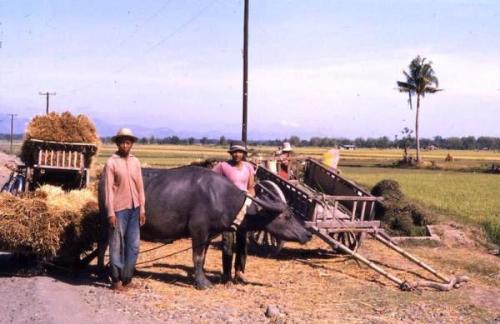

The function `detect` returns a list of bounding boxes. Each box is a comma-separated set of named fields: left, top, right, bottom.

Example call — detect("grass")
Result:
left=2, top=140, right=498, bottom=244
left=342, top=167, right=500, bottom=244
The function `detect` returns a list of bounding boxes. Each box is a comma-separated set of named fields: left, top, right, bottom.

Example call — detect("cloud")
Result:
left=279, top=120, right=301, bottom=128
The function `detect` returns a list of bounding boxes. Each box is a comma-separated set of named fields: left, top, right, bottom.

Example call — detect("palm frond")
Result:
left=397, top=81, right=415, bottom=92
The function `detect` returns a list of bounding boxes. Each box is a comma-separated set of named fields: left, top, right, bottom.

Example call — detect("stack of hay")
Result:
left=24, top=111, right=99, bottom=143
left=0, top=185, right=101, bottom=258
left=371, top=180, right=437, bottom=236
left=20, top=111, right=100, bottom=165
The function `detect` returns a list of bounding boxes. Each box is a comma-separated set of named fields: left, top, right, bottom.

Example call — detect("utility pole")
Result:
left=8, top=114, right=17, bottom=154
left=39, top=92, right=56, bottom=114
left=241, top=0, right=249, bottom=143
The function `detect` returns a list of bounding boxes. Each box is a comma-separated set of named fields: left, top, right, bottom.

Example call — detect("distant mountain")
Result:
left=0, top=116, right=326, bottom=141
left=93, top=119, right=176, bottom=138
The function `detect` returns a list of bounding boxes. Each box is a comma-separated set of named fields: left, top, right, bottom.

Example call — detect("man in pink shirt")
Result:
left=104, top=128, right=146, bottom=292
left=213, top=141, right=255, bottom=284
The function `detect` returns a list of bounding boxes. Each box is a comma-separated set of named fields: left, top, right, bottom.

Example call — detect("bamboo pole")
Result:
left=372, top=233, right=450, bottom=283
left=310, top=226, right=407, bottom=288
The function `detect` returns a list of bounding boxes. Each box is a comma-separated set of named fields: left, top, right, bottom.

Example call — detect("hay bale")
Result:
left=0, top=185, right=100, bottom=257
left=24, top=112, right=99, bottom=144
left=20, top=112, right=100, bottom=166
left=371, top=179, right=436, bottom=236
left=371, top=179, right=404, bottom=201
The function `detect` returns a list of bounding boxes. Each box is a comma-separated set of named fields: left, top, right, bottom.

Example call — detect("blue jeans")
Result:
left=109, top=207, right=140, bottom=284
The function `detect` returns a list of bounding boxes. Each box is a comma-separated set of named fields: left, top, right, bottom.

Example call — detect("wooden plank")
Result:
left=32, top=165, right=82, bottom=171
left=27, top=138, right=98, bottom=147
left=73, top=151, right=78, bottom=168
left=38, top=150, right=42, bottom=165
left=352, top=201, right=358, bottom=221
left=62, top=151, right=66, bottom=167
left=56, top=151, right=60, bottom=167
left=306, top=220, right=380, bottom=229
left=325, top=195, right=381, bottom=202
left=369, top=202, right=375, bottom=220
left=326, top=228, right=379, bottom=233
left=360, top=201, right=367, bottom=221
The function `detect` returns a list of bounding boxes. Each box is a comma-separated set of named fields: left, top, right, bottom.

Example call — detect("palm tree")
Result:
left=397, top=56, right=442, bottom=163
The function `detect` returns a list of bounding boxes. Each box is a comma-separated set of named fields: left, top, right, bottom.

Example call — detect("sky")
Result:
left=0, top=0, right=499, bottom=139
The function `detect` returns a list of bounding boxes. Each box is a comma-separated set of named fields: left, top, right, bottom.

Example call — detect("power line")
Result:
left=115, top=0, right=173, bottom=49
left=64, top=0, right=218, bottom=94
left=133, top=0, right=218, bottom=62
left=39, top=92, right=56, bottom=114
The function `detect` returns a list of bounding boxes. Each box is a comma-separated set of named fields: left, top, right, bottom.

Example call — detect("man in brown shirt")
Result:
left=104, top=128, right=146, bottom=291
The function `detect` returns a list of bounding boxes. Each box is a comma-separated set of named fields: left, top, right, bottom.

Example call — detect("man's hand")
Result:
left=108, top=215, right=117, bottom=228
left=140, top=212, right=146, bottom=227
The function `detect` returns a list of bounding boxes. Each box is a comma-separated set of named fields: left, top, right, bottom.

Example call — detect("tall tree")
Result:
left=397, top=56, right=442, bottom=163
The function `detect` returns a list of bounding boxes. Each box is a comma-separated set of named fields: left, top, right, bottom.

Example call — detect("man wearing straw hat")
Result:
left=277, top=141, right=293, bottom=180
left=213, top=140, right=255, bottom=284
left=104, top=128, right=146, bottom=291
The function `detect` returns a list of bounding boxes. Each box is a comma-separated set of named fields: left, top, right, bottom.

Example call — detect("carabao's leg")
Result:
left=234, top=230, right=248, bottom=284
left=191, top=238, right=212, bottom=289
left=221, top=231, right=234, bottom=283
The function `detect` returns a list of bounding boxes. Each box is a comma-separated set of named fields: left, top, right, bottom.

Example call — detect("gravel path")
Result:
left=0, top=275, right=167, bottom=324
left=0, top=252, right=171, bottom=324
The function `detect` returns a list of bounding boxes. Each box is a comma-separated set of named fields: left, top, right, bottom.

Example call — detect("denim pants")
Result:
left=109, top=207, right=140, bottom=284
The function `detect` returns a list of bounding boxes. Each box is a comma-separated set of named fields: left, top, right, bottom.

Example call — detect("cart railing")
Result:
left=304, top=159, right=377, bottom=220
left=22, top=139, right=98, bottom=170
left=312, top=195, right=381, bottom=223
left=36, top=149, right=86, bottom=170
left=255, top=165, right=317, bottom=221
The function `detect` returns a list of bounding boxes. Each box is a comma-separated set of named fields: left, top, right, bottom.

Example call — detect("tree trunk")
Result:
left=415, top=94, right=421, bottom=163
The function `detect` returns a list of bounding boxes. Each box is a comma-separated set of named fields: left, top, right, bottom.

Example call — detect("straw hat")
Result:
left=111, top=128, right=138, bottom=143
left=281, top=142, right=293, bottom=152
left=228, top=140, right=247, bottom=153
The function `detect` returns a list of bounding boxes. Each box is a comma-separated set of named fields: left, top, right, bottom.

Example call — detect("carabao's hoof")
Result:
left=234, top=271, right=248, bottom=285
left=194, top=277, right=213, bottom=290
left=221, top=274, right=232, bottom=284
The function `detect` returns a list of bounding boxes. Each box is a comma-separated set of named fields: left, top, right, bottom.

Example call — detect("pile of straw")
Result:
left=24, top=112, right=99, bottom=144
left=0, top=185, right=100, bottom=257
left=372, top=180, right=436, bottom=236
left=20, top=112, right=100, bottom=166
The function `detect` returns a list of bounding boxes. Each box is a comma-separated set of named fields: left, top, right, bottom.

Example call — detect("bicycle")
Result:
left=1, top=163, right=26, bottom=196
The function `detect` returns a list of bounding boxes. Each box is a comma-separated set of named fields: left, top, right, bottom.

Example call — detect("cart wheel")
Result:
left=329, top=232, right=362, bottom=253
left=249, top=230, right=284, bottom=257
left=248, top=180, right=287, bottom=257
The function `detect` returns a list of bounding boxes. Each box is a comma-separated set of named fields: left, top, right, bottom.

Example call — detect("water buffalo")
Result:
left=98, top=166, right=311, bottom=289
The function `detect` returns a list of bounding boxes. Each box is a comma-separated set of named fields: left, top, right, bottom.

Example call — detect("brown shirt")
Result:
left=104, top=153, right=145, bottom=217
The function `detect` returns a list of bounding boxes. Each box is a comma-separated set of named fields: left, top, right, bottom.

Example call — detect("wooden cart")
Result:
left=21, top=139, right=98, bottom=191
left=252, top=158, right=381, bottom=254
left=252, top=158, right=467, bottom=291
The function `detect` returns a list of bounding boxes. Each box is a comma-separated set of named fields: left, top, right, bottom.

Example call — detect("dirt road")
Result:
left=2, top=228, right=498, bottom=324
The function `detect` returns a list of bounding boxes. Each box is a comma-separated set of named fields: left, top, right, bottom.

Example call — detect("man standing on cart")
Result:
left=104, top=128, right=146, bottom=291
left=277, top=141, right=294, bottom=180
left=213, top=140, right=255, bottom=284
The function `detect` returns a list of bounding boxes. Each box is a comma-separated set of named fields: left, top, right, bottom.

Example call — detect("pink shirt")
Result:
left=213, top=161, right=254, bottom=191
left=104, top=153, right=145, bottom=217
